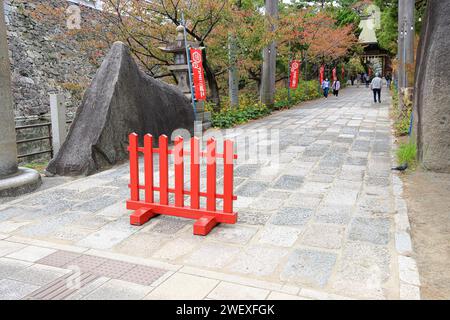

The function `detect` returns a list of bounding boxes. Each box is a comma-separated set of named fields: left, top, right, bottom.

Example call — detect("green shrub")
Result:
left=210, top=80, right=321, bottom=129
left=397, top=142, right=417, bottom=168
left=391, top=86, right=412, bottom=136
left=211, top=103, right=271, bottom=129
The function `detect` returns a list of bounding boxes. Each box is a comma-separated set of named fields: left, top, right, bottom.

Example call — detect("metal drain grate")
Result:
left=24, top=272, right=99, bottom=300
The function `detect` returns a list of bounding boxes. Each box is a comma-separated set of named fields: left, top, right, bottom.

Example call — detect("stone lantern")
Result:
left=160, top=25, right=211, bottom=130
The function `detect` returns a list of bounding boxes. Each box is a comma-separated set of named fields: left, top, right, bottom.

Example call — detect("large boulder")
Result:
left=412, top=0, right=450, bottom=172
left=47, top=41, right=194, bottom=176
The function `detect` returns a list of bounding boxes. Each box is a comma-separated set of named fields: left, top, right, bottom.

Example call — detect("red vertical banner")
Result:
left=289, top=60, right=301, bottom=89
left=341, top=65, right=345, bottom=81
left=319, top=65, right=325, bottom=84
left=190, top=48, right=207, bottom=101
left=368, top=67, right=373, bottom=77
left=332, top=67, right=337, bottom=81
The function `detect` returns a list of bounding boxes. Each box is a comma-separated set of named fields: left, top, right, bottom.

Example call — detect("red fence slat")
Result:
left=174, top=136, right=184, bottom=207
left=127, top=133, right=237, bottom=236
left=144, top=134, right=154, bottom=204
left=159, top=135, right=169, bottom=205
left=129, top=133, right=139, bottom=202
left=223, top=140, right=234, bottom=213
left=206, top=138, right=217, bottom=212
left=190, top=137, right=200, bottom=209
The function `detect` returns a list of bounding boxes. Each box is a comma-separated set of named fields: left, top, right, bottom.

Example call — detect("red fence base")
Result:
left=126, top=133, right=238, bottom=236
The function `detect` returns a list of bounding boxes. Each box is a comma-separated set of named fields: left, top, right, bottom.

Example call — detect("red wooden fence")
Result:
left=126, top=133, right=238, bottom=236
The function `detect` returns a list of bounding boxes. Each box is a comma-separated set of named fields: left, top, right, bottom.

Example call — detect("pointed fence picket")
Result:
left=126, top=133, right=238, bottom=236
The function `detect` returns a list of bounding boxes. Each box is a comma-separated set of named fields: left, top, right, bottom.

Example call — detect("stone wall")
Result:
left=4, top=0, right=103, bottom=116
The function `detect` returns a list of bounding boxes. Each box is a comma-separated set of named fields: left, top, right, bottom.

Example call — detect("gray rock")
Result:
left=413, top=0, right=450, bottom=172
left=47, top=42, right=194, bottom=176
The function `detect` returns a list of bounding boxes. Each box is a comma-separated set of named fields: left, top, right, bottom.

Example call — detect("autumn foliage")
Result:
left=30, top=0, right=362, bottom=106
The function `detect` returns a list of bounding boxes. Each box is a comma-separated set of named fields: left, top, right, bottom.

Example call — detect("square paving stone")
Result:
left=0, top=207, right=33, bottom=222
left=8, top=264, right=70, bottom=286
left=306, top=174, right=335, bottom=184
left=208, top=225, right=258, bottom=245
left=50, top=226, right=94, bottom=242
left=356, top=196, right=394, bottom=217
left=18, top=189, right=75, bottom=207
left=260, top=190, right=292, bottom=200
left=152, top=237, right=200, bottom=261
left=83, top=279, right=152, bottom=300
left=113, top=233, right=171, bottom=258
left=348, top=217, right=390, bottom=245
left=6, top=246, right=56, bottom=263
left=285, top=193, right=322, bottom=209
left=272, top=175, right=304, bottom=190
left=73, top=196, right=120, bottom=213
left=145, top=216, right=191, bottom=235
left=208, top=282, right=269, bottom=300
left=258, top=225, right=303, bottom=247
left=236, top=181, right=270, bottom=197
left=0, top=279, right=40, bottom=300
left=281, top=249, right=337, bottom=288
left=234, top=164, right=260, bottom=178
left=271, top=207, right=314, bottom=227
left=144, top=273, right=218, bottom=300
left=0, top=241, right=26, bottom=257
left=314, top=205, right=353, bottom=225
left=18, top=211, right=88, bottom=238
left=249, top=198, right=284, bottom=212
left=237, top=210, right=271, bottom=226
left=345, top=157, right=368, bottom=166
left=228, top=246, right=289, bottom=276
left=0, top=257, right=33, bottom=278
left=301, top=224, right=345, bottom=249
left=333, top=241, right=391, bottom=297
left=183, top=243, right=240, bottom=269
left=300, top=182, right=331, bottom=194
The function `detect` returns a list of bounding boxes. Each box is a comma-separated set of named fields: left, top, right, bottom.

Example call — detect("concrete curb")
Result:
left=390, top=132, right=421, bottom=300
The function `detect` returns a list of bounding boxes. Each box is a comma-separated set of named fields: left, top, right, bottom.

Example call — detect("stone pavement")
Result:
left=0, top=87, right=420, bottom=300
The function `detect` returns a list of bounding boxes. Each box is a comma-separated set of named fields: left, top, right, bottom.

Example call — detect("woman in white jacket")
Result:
left=332, top=80, right=341, bottom=97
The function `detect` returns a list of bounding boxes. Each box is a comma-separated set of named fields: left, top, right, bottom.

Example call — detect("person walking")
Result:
left=332, top=79, right=341, bottom=97
left=322, top=78, right=330, bottom=98
left=370, top=73, right=383, bottom=103
left=385, top=73, right=392, bottom=89
left=364, top=73, right=370, bottom=88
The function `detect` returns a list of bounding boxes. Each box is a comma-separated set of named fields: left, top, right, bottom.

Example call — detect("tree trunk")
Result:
left=228, top=34, right=239, bottom=108
left=202, top=55, right=221, bottom=111
left=260, top=0, right=278, bottom=108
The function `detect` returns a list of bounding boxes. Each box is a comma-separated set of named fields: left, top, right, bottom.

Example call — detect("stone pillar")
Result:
left=0, top=0, right=17, bottom=177
left=0, top=0, right=40, bottom=196
left=50, top=93, right=67, bottom=155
